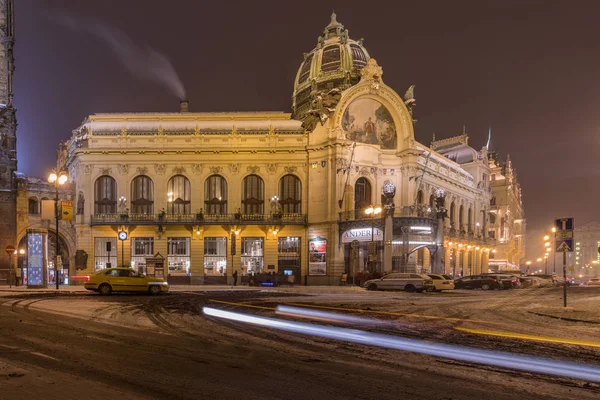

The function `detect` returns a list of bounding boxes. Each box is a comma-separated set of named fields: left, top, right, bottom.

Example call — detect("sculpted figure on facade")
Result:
left=118, top=164, right=129, bottom=175
left=154, top=164, right=166, bottom=175
left=136, top=166, right=148, bottom=175
left=228, top=164, right=240, bottom=174
left=246, top=165, right=260, bottom=174
left=266, top=164, right=277, bottom=174
left=209, top=166, right=222, bottom=175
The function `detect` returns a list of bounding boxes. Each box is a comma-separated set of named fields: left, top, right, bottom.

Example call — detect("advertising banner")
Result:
left=341, top=228, right=383, bottom=243
left=308, top=237, right=327, bottom=275
left=61, top=201, right=73, bottom=220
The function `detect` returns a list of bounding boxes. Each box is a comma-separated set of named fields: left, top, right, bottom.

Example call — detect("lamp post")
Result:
left=551, top=227, right=557, bottom=274
left=526, top=260, right=531, bottom=275
left=365, top=205, right=382, bottom=273
left=48, top=169, right=68, bottom=290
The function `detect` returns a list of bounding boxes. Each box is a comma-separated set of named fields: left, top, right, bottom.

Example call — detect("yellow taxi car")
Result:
left=84, top=268, right=169, bottom=295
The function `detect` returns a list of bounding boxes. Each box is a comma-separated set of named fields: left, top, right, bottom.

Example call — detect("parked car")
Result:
left=454, top=275, right=502, bottom=290
left=364, top=273, right=434, bottom=292
left=84, top=268, right=169, bottom=295
left=427, top=274, right=455, bottom=291
left=587, top=278, right=600, bottom=286
left=480, top=273, right=520, bottom=289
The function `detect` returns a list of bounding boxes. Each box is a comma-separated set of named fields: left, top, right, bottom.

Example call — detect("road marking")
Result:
left=284, top=302, right=501, bottom=324
left=208, top=299, right=276, bottom=311
left=455, top=327, right=600, bottom=348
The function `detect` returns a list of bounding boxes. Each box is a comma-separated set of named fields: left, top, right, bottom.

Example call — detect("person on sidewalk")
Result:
left=232, top=270, right=238, bottom=286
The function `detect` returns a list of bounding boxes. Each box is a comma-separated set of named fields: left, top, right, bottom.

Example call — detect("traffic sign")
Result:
left=556, top=241, right=572, bottom=252
left=554, top=217, right=574, bottom=253
left=5, top=245, right=15, bottom=255
left=555, top=217, right=574, bottom=231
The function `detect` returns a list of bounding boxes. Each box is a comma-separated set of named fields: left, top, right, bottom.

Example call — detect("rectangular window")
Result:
left=168, top=237, right=190, bottom=276
left=131, top=237, right=154, bottom=274
left=241, top=237, right=264, bottom=276
left=204, top=237, right=227, bottom=276
left=94, top=237, right=118, bottom=271
left=278, top=237, right=300, bottom=279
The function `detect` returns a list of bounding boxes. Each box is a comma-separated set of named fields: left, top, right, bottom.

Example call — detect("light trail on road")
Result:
left=455, top=327, right=600, bottom=348
left=203, top=306, right=600, bottom=384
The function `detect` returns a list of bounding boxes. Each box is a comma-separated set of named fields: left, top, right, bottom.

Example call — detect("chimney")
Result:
left=180, top=100, right=189, bottom=113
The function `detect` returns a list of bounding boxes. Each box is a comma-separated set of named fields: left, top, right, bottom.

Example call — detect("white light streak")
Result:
left=203, top=307, right=600, bottom=383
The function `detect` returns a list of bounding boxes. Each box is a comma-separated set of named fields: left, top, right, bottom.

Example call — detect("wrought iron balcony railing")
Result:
left=90, top=212, right=307, bottom=226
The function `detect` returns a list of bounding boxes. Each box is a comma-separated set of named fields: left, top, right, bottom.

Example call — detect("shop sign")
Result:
left=342, top=228, right=383, bottom=243
left=309, top=237, right=327, bottom=275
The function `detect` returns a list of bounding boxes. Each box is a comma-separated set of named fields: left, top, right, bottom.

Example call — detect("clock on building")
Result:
left=118, top=231, right=128, bottom=241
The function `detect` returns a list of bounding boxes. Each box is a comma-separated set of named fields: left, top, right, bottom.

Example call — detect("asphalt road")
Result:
left=1, top=288, right=599, bottom=400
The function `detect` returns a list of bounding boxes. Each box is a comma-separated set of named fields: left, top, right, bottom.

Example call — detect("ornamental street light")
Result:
left=526, top=260, right=532, bottom=274
left=48, top=169, right=68, bottom=290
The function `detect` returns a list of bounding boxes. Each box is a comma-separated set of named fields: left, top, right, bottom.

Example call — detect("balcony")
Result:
left=444, top=226, right=496, bottom=245
left=90, top=213, right=308, bottom=227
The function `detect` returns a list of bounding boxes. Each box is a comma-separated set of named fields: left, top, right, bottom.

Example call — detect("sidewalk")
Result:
left=0, top=284, right=365, bottom=294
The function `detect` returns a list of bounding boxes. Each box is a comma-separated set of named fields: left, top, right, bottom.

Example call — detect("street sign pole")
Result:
left=563, top=251, right=567, bottom=308
left=555, top=217, right=574, bottom=308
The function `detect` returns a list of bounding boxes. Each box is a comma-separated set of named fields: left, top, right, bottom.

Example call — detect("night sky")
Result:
left=15, top=1, right=600, bottom=258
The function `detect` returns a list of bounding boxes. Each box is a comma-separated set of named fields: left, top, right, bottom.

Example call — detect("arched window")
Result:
left=131, top=175, right=154, bottom=214
left=94, top=176, right=117, bottom=214
left=450, top=201, right=456, bottom=229
left=28, top=197, right=39, bottom=215
left=459, top=205, right=464, bottom=230
left=468, top=207, right=473, bottom=233
left=242, top=175, right=264, bottom=215
left=279, top=175, right=302, bottom=214
left=205, top=175, right=228, bottom=215
left=416, top=190, right=424, bottom=205
left=429, top=195, right=435, bottom=208
left=167, top=175, right=191, bottom=214
left=354, top=177, right=372, bottom=218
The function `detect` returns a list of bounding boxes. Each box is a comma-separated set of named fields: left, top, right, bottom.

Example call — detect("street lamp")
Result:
left=365, top=205, right=382, bottom=272
left=526, top=260, right=532, bottom=274
left=48, top=169, right=68, bottom=290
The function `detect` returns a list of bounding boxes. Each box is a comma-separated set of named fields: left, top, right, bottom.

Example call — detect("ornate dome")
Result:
left=292, top=13, right=370, bottom=124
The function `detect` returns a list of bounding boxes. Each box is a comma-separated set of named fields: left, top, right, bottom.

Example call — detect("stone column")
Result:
left=433, top=216, right=445, bottom=274
left=383, top=214, right=393, bottom=272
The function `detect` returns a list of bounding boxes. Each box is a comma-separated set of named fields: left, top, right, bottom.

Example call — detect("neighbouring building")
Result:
left=58, top=13, right=498, bottom=286
left=574, top=221, right=600, bottom=278
left=14, top=174, right=75, bottom=286
left=0, top=0, right=16, bottom=284
left=487, top=151, right=526, bottom=270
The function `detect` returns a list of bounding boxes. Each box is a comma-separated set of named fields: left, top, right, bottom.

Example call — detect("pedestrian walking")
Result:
left=233, top=270, right=238, bottom=286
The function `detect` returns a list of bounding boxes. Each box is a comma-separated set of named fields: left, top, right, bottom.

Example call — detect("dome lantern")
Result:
left=292, top=13, right=370, bottom=129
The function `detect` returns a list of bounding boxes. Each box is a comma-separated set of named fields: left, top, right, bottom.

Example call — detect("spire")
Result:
left=462, top=124, right=467, bottom=135
left=486, top=127, right=491, bottom=150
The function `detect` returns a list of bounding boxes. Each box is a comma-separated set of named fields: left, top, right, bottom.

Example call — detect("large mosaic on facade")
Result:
left=341, top=98, right=397, bottom=149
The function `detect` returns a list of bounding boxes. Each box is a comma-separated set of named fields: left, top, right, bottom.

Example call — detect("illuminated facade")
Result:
left=574, top=221, right=600, bottom=277
left=487, top=152, right=526, bottom=270
left=63, top=13, right=497, bottom=284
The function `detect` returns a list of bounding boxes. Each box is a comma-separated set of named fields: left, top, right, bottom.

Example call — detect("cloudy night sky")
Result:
left=15, top=0, right=600, bottom=257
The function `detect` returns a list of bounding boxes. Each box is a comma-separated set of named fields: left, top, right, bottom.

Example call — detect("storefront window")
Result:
left=131, top=237, right=154, bottom=274
left=204, top=237, right=227, bottom=275
left=168, top=237, right=190, bottom=276
left=94, top=237, right=118, bottom=271
left=241, top=237, right=263, bottom=275
left=278, top=237, right=300, bottom=280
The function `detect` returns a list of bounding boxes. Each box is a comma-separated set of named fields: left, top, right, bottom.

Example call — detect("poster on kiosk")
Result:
left=308, top=237, right=327, bottom=275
